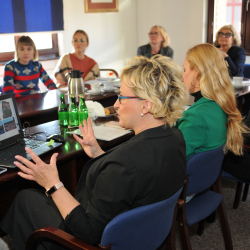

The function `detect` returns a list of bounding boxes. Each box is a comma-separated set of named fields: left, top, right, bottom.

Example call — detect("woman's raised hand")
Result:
left=73, top=117, right=104, bottom=158
left=14, top=148, right=60, bottom=191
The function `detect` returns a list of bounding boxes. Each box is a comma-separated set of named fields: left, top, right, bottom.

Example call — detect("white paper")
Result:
left=66, top=125, right=131, bottom=141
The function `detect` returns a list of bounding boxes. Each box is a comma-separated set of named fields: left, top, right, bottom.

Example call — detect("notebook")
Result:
left=0, top=93, right=62, bottom=169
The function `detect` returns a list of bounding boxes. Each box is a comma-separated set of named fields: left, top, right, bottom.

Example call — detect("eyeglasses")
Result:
left=218, top=32, right=233, bottom=38
left=148, top=32, right=160, bottom=36
left=117, top=95, right=140, bottom=104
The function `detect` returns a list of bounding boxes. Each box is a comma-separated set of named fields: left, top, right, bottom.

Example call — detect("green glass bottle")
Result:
left=78, top=95, right=88, bottom=126
left=58, top=94, right=68, bottom=126
left=68, top=95, right=79, bottom=127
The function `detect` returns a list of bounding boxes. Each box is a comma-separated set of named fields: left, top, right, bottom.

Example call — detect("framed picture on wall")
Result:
left=84, top=0, right=119, bottom=13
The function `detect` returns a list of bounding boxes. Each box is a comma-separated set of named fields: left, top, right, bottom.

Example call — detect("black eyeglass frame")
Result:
left=218, top=32, right=234, bottom=38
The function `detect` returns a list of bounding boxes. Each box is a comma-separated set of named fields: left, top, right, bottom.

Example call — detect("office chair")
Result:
left=222, top=170, right=249, bottom=209
left=26, top=187, right=183, bottom=250
left=177, top=146, right=233, bottom=250
left=244, top=64, right=250, bottom=78
left=99, top=69, right=119, bottom=78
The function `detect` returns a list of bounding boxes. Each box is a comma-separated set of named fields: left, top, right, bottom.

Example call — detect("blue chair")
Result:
left=177, top=146, right=233, bottom=250
left=26, top=187, right=183, bottom=250
left=244, top=64, right=250, bottom=78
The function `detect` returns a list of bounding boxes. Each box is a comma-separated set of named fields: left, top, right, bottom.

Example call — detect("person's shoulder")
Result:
left=85, top=55, right=97, bottom=64
left=230, top=45, right=246, bottom=54
left=5, top=59, right=16, bottom=67
left=163, top=46, right=173, bottom=52
left=138, top=44, right=150, bottom=51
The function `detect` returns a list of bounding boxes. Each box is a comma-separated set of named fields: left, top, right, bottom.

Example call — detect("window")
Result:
left=207, top=0, right=250, bottom=55
left=0, top=33, right=59, bottom=64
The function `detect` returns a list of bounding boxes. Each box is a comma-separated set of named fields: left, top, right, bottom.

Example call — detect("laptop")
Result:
left=0, top=93, right=62, bottom=169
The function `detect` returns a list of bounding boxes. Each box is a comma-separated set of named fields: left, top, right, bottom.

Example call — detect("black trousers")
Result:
left=0, top=189, right=70, bottom=250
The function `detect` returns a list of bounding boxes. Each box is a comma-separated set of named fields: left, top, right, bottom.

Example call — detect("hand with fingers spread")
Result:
left=73, top=117, right=105, bottom=158
left=14, top=147, right=60, bottom=190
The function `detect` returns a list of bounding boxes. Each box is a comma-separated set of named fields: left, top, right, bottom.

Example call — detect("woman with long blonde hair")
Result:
left=177, top=43, right=247, bottom=160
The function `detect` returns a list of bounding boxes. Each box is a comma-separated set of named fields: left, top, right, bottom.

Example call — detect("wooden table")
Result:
left=0, top=118, right=134, bottom=223
left=16, top=89, right=118, bottom=127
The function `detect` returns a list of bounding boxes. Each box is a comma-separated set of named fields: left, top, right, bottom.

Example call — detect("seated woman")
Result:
left=177, top=43, right=247, bottom=161
left=0, top=55, right=188, bottom=249
left=54, top=30, right=99, bottom=88
left=137, top=25, right=173, bottom=59
left=3, top=36, right=57, bottom=97
left=214, top=24, right=246, bottom=77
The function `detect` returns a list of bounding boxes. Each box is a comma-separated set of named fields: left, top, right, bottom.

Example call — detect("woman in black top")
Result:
left=137, top=25, right=174, bottom=59
left=0, top=55, right=188, bottom=249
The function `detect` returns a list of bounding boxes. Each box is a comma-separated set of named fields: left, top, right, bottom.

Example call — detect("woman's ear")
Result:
left=142, top=100, right=152, bottom=115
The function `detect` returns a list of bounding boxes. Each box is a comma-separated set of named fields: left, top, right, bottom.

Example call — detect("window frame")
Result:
left=207, top=0, right=250, bottom=55
left=0, top=33, right=59, bottom=64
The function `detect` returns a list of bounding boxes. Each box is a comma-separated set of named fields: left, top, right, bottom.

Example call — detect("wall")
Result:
left=60, top=0, right=137, bottom=75
left=137, top=0, right=208, bottom=66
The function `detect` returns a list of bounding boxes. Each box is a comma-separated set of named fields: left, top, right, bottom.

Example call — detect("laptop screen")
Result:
left=0, top=93, right=23, bottom=149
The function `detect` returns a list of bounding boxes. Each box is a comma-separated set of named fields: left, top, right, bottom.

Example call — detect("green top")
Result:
left=177, top=97, right=227, bottom=160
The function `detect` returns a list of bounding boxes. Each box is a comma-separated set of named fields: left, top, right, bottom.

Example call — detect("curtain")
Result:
left=0, top=0, right=64, bottom=33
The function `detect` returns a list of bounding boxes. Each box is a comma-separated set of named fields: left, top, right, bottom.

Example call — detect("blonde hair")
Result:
left=121, top=55, right=188, bottom=127
left=15, top=36, right=38, bottom=61
left=186, top=43, right=248, bottom=155
left=150, top=25, right=170, bottom=47
left=72, top=30, right=89, bottom=43
left=214, top=24, right=241, bottom=47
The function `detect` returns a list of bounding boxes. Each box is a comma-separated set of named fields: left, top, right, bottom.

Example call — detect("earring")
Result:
left=191, top=78, right=196, bottom=87
left=141, top=113, right=144, bottom=117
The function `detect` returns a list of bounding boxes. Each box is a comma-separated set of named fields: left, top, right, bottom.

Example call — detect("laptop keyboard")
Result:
left=0, top=139, right=45, bottom=162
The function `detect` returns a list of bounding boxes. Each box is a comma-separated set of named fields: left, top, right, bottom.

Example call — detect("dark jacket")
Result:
left=64, top=125, right=186, bottom=245
left=137, top=44, right=174, bottom=59
left=217, top=45, right=246, bottom=77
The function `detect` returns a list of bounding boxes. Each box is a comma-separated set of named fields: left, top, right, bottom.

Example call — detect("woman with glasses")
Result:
left=53, top=30, right=99, bottom=88
left=137, top=25, right=173, bottom=59
left=0, top=55, right=188, bottom=249
left=214, top=24, right=246, bottom=77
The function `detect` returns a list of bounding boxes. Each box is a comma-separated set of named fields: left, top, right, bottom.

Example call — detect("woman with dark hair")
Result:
left=54, top=30, right=99, bottom=88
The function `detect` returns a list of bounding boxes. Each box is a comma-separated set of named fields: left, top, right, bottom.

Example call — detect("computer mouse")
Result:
left=46, top=134, right=65, bottom=143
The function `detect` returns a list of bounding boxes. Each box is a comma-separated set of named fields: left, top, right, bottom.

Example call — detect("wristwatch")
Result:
left=45, top=182, right=64, bottom=197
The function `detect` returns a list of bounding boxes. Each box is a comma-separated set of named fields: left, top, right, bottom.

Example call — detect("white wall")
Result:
left=137, top=0, right=208, bottom=66
left=60, top=0, right=137, bottom=75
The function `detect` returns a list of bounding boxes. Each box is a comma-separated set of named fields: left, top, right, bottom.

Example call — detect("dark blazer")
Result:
left=64, top=125, right=186, bottom=245
left=137, top=44, right=174, bottom=59
left=217, top=45, right=246, bottom=77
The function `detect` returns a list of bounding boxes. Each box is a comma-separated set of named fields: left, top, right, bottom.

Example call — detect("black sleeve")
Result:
left=64, top=154, right=137, bottom=245
left=225, top=47, right=246, bottom=76
left=137, top=46, right=143, bottom=56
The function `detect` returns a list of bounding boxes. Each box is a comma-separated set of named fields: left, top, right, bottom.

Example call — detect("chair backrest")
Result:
left=186, top=145, right=225, bottom=195
left=100, top=187, right=183, bottom=250
left=244, top=64, right=250, bottom=78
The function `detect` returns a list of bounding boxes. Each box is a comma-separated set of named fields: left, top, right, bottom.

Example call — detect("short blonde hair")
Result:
left=121, top=55, right=188, bottom=127
left=73, top=30, right=89, bottom=43
left=186, top=43, right=248, bottom=155
left=15, top=36, right=38, bottom=61
left=214, top=24, right=241, bottom=46
left=150, top=25, right=170, bottom=47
